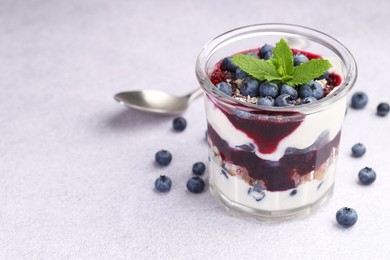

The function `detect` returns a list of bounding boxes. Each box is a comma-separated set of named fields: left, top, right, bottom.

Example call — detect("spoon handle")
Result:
left=187, top=87, right=203, bottom=102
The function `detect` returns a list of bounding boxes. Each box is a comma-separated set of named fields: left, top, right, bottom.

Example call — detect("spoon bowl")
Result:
left=114, top=88, right=203, bottom=114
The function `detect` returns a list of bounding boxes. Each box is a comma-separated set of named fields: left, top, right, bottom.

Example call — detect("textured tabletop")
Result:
left=1, top=0, right=390, bottom=259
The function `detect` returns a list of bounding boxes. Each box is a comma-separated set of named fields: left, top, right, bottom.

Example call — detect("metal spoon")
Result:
left=114, top=87, right=203, bottom=114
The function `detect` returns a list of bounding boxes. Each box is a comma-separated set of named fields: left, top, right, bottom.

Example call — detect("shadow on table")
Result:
left=105, top=107, right=176, bottom=132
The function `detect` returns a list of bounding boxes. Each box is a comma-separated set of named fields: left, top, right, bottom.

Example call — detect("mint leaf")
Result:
left=272, top=58, right=285, bottom=76
left=264, top=74, right=283, bottom=82
left=272, top=38, right=294, bottom=77
left=287, top=59, right=332, bottom=86
left=231, top=54, right=281, bottom=82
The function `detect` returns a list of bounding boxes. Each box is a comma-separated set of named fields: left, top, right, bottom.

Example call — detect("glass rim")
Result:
left=195, top=23, right=358, bottom=114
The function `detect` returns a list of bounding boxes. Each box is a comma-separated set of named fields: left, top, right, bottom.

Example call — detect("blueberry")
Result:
left=186, top=177, right=205, bottom=193
left=221, top=57, right=238, bottom=72
left=257, top=96, right=275, bottom=106
left=358, top=167, right=376, bottom=185
left=301, top=96, right=317, bottom=105
left=290, top=189, right=297, bottom=196
left=258, top=44, right=274, bottom=59
left=299, top=81, right=324, bottom=99
left=377, top=102, right=390, bottom=117
left=221, top=168, right=229, bottom=179
left=351, top=92, right=368, bottom=109
left=236, top=143, right=255, bottom=152
left=239, top=78, right=260, bottom=97
left=293, top=54, right=309, bottom=66
left=154, top=175, right=172, bottom=192
left=351, top=143, right=366, bottom=158
left=316, top=71, right=330, bottom=80
left=275, top=94, right=295, bottom=107
left=216, top=82, right=233, bottom=96
left=173, top=117, right=187, bottom=131
left=235, top=67, right=249, bottom=79
left=155, top=150, right=172, bottom=166
left=259, top=82, right=279, bottom=98
left=263, top=51, right=273, bottom=60
left=235, top=54, right=256, bottom=80
left=192, top=162, right=206, bottom=176
left=233, top=110, right=252, bottom=119
left=280, top=85, right=298, bottom=99
left=244, top=52, right=258, bottom=58
left=248, top=183, right=265, bottom=201
left=336, top=207, right=358, bottom=228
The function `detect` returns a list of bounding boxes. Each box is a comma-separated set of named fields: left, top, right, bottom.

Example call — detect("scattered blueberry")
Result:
left=221, top=57, right=238, bottom=72
left=239, top=78, right=260, bottom=97
left=377, top=102, right=390, bottom=117
left=257, top=96, right=275, bottom=106
left=280, top=85, right=298, bottom=99
left=301, top=96, right=317, bottom=104
left=155, top=150, right=172, bottom=166
left=216, top=82, right=233, bottom=96
left=336, top=207, right=358, bottom=228
left=275, top=94, right=295, bottom=107
left=235, top=67, right=249, bottom=79
left=154, top=175, right=172, bottom=192
left=259, top=82, right=279, bottom=98
left=351, top=143, right=366, bottom=158
left=258, top=44, right=274, bottom=59
left=293, top=54, right=309, bottom=66
left=192, top=162, right=206, bottom=176
left=186, top=177, right=205, bottom=193
left=358, top=167, right=376, bottom=185
left=173, top=117, right=187, bottom=132
left=299, top=81, right=324, bottom=99
left=351, top=92, right=368, bottom=109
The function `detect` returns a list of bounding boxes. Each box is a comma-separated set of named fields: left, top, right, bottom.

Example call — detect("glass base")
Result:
left=209, top=180, right=334, bottom=221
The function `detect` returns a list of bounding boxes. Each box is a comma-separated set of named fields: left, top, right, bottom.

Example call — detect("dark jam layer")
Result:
left=208, top=123, right=341, bottom=192
left=224, top=110, right=302, bottom=154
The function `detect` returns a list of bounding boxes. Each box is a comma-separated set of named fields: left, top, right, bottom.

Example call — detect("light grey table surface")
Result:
left=1, top=0, right=390, bottom=259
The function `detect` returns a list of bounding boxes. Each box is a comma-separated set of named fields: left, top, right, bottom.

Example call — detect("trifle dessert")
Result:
left=195, top=24, right=357, bottom=218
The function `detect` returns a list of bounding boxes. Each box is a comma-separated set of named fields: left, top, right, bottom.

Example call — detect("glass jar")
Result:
left=195, top=24, right=357, bottom=219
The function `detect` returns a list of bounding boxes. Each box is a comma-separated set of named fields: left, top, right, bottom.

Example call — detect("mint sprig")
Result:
left=231, top=38, right=332, bottom=86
